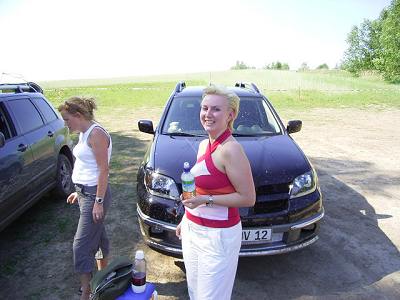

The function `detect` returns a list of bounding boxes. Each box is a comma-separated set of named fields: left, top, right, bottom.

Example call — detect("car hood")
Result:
left=152, top=134, right=310, bottom=186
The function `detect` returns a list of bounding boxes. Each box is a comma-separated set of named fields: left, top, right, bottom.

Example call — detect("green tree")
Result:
left=342, top=20, right=376, bottom=75
left=342, top=0, right=400, bottom=82
left=316, top=63, right=329, bottom=70
left=298, top=62, right=309, bottom=71
left=281, top=63, right=290, bottom=70
left=378, top=0, right=400, bottom=82
left=263, top=61, right=289, bottom=70
left=231, top=61, right=249, bottom=70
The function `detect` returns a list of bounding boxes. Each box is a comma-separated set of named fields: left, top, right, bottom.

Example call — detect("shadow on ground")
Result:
left=0, top=131, right=150, bottom=299
left=1, top=139, right=399, bottom=299
left=233, top=156, right=400, bottom=299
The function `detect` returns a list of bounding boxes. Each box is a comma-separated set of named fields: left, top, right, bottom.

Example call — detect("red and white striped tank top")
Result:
left=185, top=129, right=240, bottom=228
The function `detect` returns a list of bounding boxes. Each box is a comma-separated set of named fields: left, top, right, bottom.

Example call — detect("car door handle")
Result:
left=17, top=144, right=28, bottom=152
left=47, top=131, right=54, bottom=137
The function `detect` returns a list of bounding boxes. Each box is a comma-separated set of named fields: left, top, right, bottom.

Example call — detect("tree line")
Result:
left=231, top=0, right=399, bottom=82
left=230, top=60, right=330, bottom=71
left=342, top=0, right=400, bottom=82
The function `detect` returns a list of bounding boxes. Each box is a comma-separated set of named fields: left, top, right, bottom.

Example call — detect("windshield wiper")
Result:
left=232, top=132, right=272, bottom=137
left=232, top=133, right=257, bottom=137
left=165, top=132, right=205, bottom=137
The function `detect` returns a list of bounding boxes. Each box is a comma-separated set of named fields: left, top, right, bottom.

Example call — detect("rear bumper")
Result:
left=137, top=205, right=324, bottom=257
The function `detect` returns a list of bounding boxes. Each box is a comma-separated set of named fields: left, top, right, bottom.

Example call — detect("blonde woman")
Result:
left=176, top=85, right=256, bottom=299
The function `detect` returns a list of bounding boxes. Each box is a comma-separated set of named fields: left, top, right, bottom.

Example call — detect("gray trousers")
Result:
left=73, top=184, right=111, bottom=274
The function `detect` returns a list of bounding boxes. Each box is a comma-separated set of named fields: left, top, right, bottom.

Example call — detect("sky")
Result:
left=0, top=0, right=393, bottom=81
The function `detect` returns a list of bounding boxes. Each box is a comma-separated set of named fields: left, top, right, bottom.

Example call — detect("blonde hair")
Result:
left=58, top=96, right=97, bottom=121
left=202, top=84, right=240, bottom=130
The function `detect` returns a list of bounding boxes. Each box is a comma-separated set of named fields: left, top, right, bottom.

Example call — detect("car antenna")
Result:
left=1, top=72, right=27, bottom=84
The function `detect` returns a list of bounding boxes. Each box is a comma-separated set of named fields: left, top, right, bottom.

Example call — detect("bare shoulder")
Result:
left=89, top=126, right=110, bottom=145
left=222, top=138, right=245, bottom=160
left=92, top=126, right=108, bottom=136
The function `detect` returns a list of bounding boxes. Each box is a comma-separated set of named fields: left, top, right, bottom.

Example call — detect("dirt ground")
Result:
left=0, top=107, right=399, bottom=300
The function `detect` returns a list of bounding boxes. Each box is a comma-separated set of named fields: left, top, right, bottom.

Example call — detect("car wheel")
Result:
left=54, top=154, right=74, bottom=198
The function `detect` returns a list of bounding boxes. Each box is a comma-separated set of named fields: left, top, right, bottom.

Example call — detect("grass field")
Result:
left=41, top=69, right=400, bottom=112
left=2, top=70, right=399, bottom=299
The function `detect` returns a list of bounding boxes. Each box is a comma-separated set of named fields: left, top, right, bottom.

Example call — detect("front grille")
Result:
left=253, top=183, right=290, bottom=214
left=253, top=198, right=288, bottom=214
left=256, top=183, right=289, bottom=194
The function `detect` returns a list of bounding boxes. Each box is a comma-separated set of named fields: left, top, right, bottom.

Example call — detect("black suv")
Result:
left=136, top=82, right=324, bottom=256
left=0, top=82, right=74, bottom=231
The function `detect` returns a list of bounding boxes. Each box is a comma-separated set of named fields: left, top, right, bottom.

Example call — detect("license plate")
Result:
left=242, top=228, right=272, bottom=243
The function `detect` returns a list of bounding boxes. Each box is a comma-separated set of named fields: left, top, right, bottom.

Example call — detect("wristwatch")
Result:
left=95, top=196, right=104, bottom=204
left=206, top=195, right=214, bottom=207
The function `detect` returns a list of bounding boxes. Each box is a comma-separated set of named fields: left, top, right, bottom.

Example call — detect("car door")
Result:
left=5, top=97, right=55, bottom=197
left=31, top=96, right=60, bottom=181
left=0, top=102, right=35, bottom=230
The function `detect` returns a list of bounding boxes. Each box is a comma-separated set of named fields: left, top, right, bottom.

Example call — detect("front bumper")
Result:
left=137, top=205, right=324, bottom=257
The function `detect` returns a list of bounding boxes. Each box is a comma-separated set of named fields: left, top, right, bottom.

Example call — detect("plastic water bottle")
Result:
left=131, top=250, right=147, bottom=293
left=181, top=162, right=196, bottom=200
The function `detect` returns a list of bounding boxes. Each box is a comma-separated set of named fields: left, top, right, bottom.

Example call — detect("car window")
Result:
left=7, top=99, right=44, bottom=134
left=162, top=95, right=281, bottom=136
left=262, top=100, right=281, bottom=133
left=0, top=108, right=12, bottom=139
left=162, top=96, right=204, bottom=135
left=233, top=97, right=281, bottom=135
left=33, top=97, right=58, bottom=123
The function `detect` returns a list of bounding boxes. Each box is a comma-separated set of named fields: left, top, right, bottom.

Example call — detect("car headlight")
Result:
left=144, top=168, right=180, bottom=200
left=289, top=169, right=317, bottom=199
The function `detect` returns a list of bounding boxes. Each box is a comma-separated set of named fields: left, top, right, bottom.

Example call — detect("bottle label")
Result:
left=182, top=169, right=195, bottom=200
left=132, top=272, right=146, bottom=286
left=182, top=180, right=195, bottom=187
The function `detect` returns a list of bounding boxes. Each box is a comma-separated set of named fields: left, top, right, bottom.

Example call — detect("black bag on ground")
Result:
left=90, top=256, right=133, bottom=300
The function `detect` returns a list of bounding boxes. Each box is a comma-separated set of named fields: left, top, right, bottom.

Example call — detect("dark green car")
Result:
left=0, top=82, right=74, bottom=231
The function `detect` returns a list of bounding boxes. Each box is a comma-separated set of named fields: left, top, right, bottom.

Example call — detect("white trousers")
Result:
left=181, top=216, right=242, bottom=300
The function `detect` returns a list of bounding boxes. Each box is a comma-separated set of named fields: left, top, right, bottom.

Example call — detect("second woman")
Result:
left=59, top=97, right=112, bottom=300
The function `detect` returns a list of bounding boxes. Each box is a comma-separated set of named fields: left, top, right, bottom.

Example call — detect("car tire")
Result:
left=54, top=154, right=74, bottom=198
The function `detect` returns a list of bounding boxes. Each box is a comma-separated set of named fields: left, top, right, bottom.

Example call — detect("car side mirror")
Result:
left=0, top=132, right=5, bottom=148
left=138, top=120, right=155, bottom=134
left=287, top=120, right=302, bottom=134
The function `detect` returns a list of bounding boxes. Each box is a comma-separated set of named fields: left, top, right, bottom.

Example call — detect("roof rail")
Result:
left=174, top=81, right=186, bottom=93
left=234, top=82, right=260, bottom=94
left=0, top=82, right=43, bottom=94
left=235, top=82, right=246, bottom=88
left=27, top=82, right=43, bottom=93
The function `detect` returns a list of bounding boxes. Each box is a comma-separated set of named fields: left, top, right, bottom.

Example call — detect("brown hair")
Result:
left=58, top=96, right=97, bottom=121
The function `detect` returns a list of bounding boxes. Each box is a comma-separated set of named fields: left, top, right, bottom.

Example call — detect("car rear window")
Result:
left=33, top=97, right=58, bottom=123
left=0, top=107, right=12, bottom=139
left=7, top=99, right=44, bottom=134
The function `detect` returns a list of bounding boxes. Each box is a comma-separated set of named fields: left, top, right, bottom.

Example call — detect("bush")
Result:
left=316, top=64, right=329, bottom=70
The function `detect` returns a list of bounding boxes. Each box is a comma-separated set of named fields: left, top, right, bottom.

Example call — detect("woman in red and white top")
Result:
left=176, top=85, right=256, bottom=300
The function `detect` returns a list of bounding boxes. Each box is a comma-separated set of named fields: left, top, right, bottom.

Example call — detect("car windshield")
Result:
left=162, top=96, right=282, bottom=136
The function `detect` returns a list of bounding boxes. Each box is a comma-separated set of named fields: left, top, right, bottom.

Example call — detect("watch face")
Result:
left=96, top=197, right=104, bottom=204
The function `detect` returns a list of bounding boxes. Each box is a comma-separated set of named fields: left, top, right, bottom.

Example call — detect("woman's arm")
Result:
left=90, top=127, right=110, bottom=198
left=182, top=139, right=256, bottom=208
left=220, top=140, right=256, bottom=207
left=89, top=127, right=110, bottom=222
